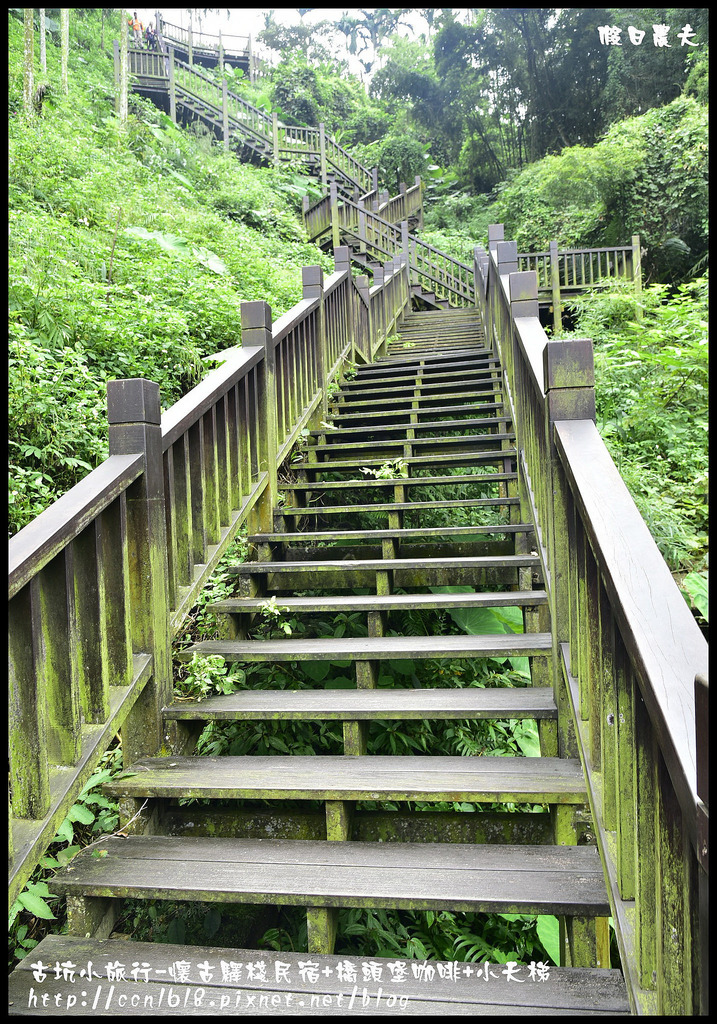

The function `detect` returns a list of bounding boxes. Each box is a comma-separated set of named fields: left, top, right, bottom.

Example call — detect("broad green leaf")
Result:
left=67, top=803, right=95, bottom=825
left=683, top=571, right=708, bottom=621
left=536, top=915, right=561, bottom=965
left=17, top=891, right=56, bottom=920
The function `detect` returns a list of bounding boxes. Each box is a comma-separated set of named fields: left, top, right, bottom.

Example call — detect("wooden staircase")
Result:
left=13, top=308, right=630, bottom=1015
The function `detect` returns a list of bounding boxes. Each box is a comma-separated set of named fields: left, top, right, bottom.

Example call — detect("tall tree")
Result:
left=60, top=8, right=69, bottom=94
left=23, top=8, right=34, bottom=116
left=119, top=8, right=128, bottom=124
left=39, top=9, right=47, bottom=72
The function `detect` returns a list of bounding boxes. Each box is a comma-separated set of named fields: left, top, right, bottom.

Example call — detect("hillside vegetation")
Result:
left=8, top=10, right=333, bottom=534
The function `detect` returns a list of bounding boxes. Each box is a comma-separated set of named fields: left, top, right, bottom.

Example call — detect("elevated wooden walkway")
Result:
left=8, top=216, right=707, bottom=1012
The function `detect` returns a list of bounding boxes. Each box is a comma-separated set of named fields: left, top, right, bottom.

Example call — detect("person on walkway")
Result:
left=129, top=11, right=143, bottom=47
left=145, top=21, right=157, bottom=50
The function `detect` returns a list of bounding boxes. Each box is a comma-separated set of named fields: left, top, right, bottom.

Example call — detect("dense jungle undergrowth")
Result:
left=8, top=7, right=707, bottom=971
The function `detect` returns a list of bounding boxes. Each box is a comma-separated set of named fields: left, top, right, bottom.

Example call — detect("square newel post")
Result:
left=329, top=182, right=340, bottom=250
left=334, top=245, right=355, bottom=362
left=401, top=220, right=415, bottom=285
left=488, top=223, right=505, bottom=256
left=241, top=301, right=278, bottom=531
left=357, top=199, right=367, bottom=254
left=222, top=80, right=229, bottom=151
left=168, top=47, right=176, bottom=123
left=550, top=240, right=562, bottom=334
left=247, top=34, right=255, bottom=83
left=355, top=273, right=371, bottom=357
left=271, top=112, right=280, bottom=166
left=371, top=166, right=378, bottom=194
left=302, top=266, right=328, bottom=421
left=187, top=21, right=193, bottom=66
left=318, top=122, right=328, bottom=184
left=631, top=234, right=643, bottom=321
left=217, top=30, right=224, bottom=73
left=107, top=379, right=171, bottom=764
left=542, top=336, right=596, bottom=762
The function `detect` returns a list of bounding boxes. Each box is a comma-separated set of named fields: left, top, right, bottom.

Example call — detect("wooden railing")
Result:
left=518, top=238, right=642, bottom=331
left=154, top=12, right=262, bottom=81
left=8, top=246, right=410, bottom=908
left=476, top=224, right=708, bottom=1015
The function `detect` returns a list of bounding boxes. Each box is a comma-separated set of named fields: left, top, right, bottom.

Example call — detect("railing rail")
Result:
left=479, top=225, right=708, bottom=1014
left=8, top=245, right=410, bottom=908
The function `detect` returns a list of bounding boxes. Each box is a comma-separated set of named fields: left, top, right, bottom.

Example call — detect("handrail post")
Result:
left=631, top=234, right=643, bottom=322
left=247, top=34, right=255, bottom=83
left=222, top=80, right=229, bottom=150
left=168, top=47, right=176, bottom=123
left=272, top=112, right=280, bottom=166
left=542, top=337, right=596, bottom=760
left=107, top=378, right=171, bottom=764
left=357, top=199, right=367, bottom=254
left=302, top=266, right=327, bottom=421
left=241, top=301, right=277, bottom=531
left=334, top=245, right=355, bottom=363
left=371, top=167, right=378, bottom=194
left=319, top=122, right=328, bottom=185
left=550, top=240, right=562, bottom=334
left=329, top=182, right=340, bottom=251
left=217, top=29, right=224, bottom=73
left=187, top=22, right=193, bottom=66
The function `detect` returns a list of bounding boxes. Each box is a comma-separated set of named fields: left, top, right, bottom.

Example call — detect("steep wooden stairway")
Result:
left=12, top=309, right=629, bottom=1015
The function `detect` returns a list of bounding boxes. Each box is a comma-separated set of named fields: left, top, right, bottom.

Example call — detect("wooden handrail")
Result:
left=483, top=225, right=707, bottom=1014
left=8, top=245, right=411, bottom=908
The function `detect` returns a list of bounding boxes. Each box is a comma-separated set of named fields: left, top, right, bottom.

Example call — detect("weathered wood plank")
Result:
left=163, top=684, right=557, bottom=720
left=106, top=753, right=584, bottom=804
left=209, top=589, right=547, bottom=615
left=180, top=632, right=552, bottom=662
left=229, top=554, right=539, bottom=574
left=8, top=935, right=629, bottom=1015
left=51, top=836, right=610, bottom=915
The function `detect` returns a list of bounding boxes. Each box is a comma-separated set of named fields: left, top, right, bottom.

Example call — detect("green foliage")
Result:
left=568, top=276, right=708, bottom=573
left=8, top=13, right=333, bottom=535
left=495, top=97, right=708, bottom=283
left=8, top=746, right=123, bottom=965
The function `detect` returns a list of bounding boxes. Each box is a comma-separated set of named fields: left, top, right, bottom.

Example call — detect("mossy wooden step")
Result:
left=347, top=359, right=497, bottom=385
left=333, top=384, right=500, bottom=407
left=227, top=554, right=539, bottom=575
left=178, top=632, right=552, bottom=663
left=308, top=433, right=516, bottom=457
left=249, top=524, right=534, bottom=544
left=106, top=754, right=581, bottom=804
left=279, top=472, right=516, bottom=493
left=209, top=589, right=547, bottom=616
left=163, top=685, right=556, bottom=722
left=50, top=835, right=610, bottom=916
left=329, top=388, right=501, bottom=412
left=8, top=933, right=630, bottom=1015
left=309, top=416, right=513, bottom=438
left=333, top=401, right=505, bottom=423
left=340, top=368, right=499, bottom=393
left=278, top=497, right=519, bottom=516
left=300, top=451, right=516, bottom=474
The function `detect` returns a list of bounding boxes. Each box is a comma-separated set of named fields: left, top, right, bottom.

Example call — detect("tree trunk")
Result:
left=60, top=8, right=69, bottom=94
left=39, top=9, right=47, bottom=73
left=23, top=8, right=34, bottom=116
left=119, top=10, right=128, bottom=125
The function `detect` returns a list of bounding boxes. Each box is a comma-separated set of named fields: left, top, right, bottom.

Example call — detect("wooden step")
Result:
left=227, top=554, right=540, bottom=575
left=309, top=416, right=514, bottom=438
left=280, top=472, right=516, bottom=493
left=278, top=497, right=519, bottom=516
left=105, top=754, right=583, bottom=804
left=208, top=589, right=547, bottom=616
left=307, top=433, right=516, bottom=457
left=300, top=451, right=516, bottom=474
left=178, top=632, right=552, bottom=663
left=249, top=524, right=534, bottom=544
left=8, top=933, right=630, bottom=1015
left=164, top=684, right=556, bottom=722
left=50, top=835, right=610, bottom=917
